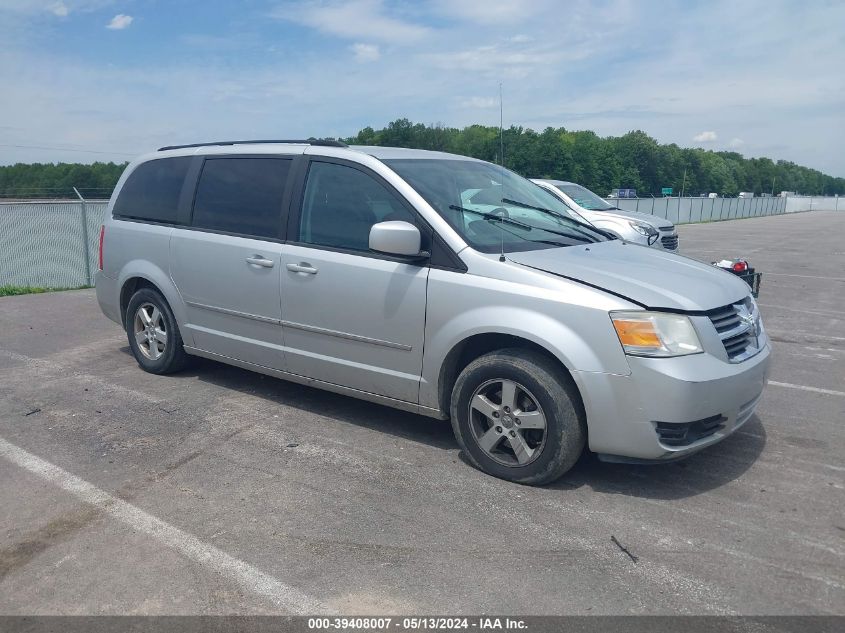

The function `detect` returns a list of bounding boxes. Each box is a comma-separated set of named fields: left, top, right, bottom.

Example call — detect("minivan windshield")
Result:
left=556, top=183, right=617, bottom=211
left=384, top=159, right=608, bottom=254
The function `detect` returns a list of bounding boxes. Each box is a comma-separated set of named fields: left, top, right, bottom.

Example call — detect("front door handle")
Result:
left=286, top=262, right=318, bottom=275
left=246, top=255, right=275, bottom=268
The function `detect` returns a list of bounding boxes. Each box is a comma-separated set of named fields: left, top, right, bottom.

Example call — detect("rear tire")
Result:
left=126, top=287, right=190, bottom=374
left=450, top=348, right=586, bottom=485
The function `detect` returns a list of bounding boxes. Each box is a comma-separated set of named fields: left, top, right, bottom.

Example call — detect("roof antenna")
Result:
left=499, top=81, right=506, bottom=262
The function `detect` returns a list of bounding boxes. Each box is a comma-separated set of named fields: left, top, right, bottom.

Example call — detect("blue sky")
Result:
left=1, top=0, right=843, bottom=176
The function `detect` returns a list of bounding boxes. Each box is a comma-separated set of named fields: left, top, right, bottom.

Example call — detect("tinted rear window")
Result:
left=192, top=157, right=291, bottom=239
left=113, top=157, right=191, bottom=223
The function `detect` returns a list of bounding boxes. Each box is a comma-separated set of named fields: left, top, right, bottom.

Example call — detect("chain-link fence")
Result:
left=606, top=195, right=789, bottom=222
left=0, top=195, right=841, bottom=289
left=1, top=199, right=108, bottom=288
left=605, top=195, right=841, bottom=222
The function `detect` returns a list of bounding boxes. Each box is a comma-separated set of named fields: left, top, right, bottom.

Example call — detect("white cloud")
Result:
left=460, top=96, right=497, bottom=109
left=729, top=137, right=745, bottom=148
left=693, top=130, right=718, bottom=143
left=350, top=42, right=380, bottom=62
left=49, top=2, right=68, bottom=16
left=430, top=0, right=551, bottom=25
left=273, top=0, right=428, bottom=44
left=106, top=14, right=133, bottom=30
left=0, top=0, right=111, bottom=16
left=423, top=43, right=577, bottom=79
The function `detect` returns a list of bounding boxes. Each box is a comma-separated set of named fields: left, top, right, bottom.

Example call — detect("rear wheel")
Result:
left=450, top=348, right=586, bottom=485
left=126, top=287, right=189, bottom=374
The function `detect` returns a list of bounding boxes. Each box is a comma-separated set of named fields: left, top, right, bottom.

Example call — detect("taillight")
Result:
left=732, top=261, right=748, bottom=273
left=98, top=225, right=105, bottom=271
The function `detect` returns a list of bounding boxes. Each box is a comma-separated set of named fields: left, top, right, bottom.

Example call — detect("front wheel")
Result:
left=450, top=348, right=586, bottom=485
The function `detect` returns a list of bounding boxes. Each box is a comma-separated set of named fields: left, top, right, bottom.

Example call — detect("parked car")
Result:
left=96, top=141, right=770, bottom=485
left=532, top=179, right=679, bottom=251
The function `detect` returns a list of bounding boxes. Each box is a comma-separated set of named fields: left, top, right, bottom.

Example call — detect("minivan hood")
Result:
left=507, top=240, right=749, bottom=311
left=580, top=207, right=674, bottom=229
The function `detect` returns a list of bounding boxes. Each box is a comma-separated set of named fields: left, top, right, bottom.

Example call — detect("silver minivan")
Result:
left=96, top=140, right=770, bottom=485
left=532, top=179, right=680, bottom=251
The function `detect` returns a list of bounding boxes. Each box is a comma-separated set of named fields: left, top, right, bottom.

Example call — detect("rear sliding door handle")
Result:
left=246, top=255, right=275, bottom=268
left=286, top=262, right=318, bottom=275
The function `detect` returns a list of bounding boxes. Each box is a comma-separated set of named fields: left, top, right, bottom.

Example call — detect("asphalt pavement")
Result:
left=0, top=210, right=842, bottom=615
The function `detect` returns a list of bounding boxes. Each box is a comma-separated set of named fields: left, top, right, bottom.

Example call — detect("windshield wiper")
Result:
left=448, top=205, right=534, bottom=231
left=449, top=203, right=593, bottom=246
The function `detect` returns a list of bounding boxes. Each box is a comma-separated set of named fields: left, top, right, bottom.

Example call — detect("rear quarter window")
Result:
left=113, top=157, right=191, bottom=223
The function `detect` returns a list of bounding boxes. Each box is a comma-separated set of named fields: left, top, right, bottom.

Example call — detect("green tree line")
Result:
left=0, top=161, right=127, bottom=199
left=347, top=119, right=845, bottom=196
left=1, top=121, right=842, bottom=198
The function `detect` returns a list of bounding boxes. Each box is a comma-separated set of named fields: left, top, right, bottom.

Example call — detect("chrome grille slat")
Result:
left=712, top=317, right=743, bottom=333
left=725, top=337, right=750, bottom=350
left=707, top=298, right=763, bottom=362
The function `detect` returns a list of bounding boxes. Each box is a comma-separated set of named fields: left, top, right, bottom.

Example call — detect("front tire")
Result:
left=450, top=348, right=586, bottom=485
left=126, top=287, right=189, bottom=374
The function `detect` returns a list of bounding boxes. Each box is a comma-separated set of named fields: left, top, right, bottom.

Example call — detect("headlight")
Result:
left=629, top=221, right=659, bottom=237
left=610, top=311, right=703, bottom=357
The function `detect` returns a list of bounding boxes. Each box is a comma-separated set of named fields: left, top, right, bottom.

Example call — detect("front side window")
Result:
left=192, top=157, right=291, bottom=239
left=297, top=161, right=416, bottom=252
left=113, top=157, right=191, bottom=223
left=384, top=159, right=607, bottom=254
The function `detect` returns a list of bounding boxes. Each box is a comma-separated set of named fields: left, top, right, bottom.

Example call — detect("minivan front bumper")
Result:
left=574, top=343, right=771, bottom=461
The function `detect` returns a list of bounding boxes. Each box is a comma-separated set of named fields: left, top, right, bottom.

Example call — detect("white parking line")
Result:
left=758, top=303, right=843, bottom=318
left=769, top=381, right=845, bottom=397
left=768, top=331, right=845, bottom=342
left=0, top=436, right=331, bottom=615
left=764, top=272, right=845, bottom=281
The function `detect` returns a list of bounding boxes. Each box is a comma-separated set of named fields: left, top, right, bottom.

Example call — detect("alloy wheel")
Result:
left=468, top=378, right=547, bottom=466
left=133, top=302, right=168, bottom=360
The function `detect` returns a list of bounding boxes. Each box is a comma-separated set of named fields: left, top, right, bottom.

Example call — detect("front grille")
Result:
left=661, top=235, right=679, bottom=250
left=708, top=304, right=742, bottom=333
left=655, top=415, right=726, bottom=447
left=707, top=298, right=762, bottom=362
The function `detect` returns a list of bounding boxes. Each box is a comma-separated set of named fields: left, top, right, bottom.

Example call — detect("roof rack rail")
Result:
left=157, top=139, right=348, bottom=151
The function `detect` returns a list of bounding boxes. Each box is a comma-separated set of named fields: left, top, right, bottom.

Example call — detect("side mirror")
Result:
left=369, top=221, right=426, bottom=258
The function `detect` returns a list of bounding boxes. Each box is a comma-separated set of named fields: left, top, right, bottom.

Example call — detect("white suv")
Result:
left=532, top=179, right=679, bottom=251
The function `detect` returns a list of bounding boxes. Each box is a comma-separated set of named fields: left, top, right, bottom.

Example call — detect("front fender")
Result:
left=419, top=268, right=632, bottom=410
